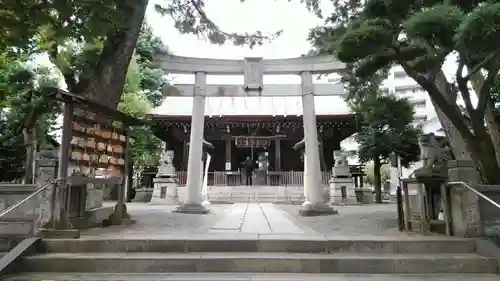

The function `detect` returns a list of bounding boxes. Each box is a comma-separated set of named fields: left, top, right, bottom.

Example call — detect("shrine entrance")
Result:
left=157, top=55, right=345, bottom=215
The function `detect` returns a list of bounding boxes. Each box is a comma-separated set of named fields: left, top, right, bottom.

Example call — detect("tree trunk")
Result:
left=373, top=155, right=382, bottom=203
left=470, top=72, right=500, bottom=167
left=23, top=127, right=35, bottom=184
left=404, top=68, right=500, bottom=183
left=83, top=0, right=149, bottom=109
left=431, top=72, right=472, bottom=160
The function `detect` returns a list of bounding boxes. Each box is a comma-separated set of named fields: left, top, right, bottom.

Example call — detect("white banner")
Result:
left=201, top=154, right=211, bottom=202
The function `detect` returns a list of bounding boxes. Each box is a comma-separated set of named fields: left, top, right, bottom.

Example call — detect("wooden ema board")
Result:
left=70, top=121, right=128, bottom=178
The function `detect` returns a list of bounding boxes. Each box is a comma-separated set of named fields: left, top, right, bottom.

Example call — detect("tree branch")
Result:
left=399, top=59, right=475, bottom=141
left=188, top=0, right=280, bottom=45
left=456, top=57, right=476, bottom=118
left=464, top=52, right=500, bottom=81
left=477, top=63, right=500, bottom=119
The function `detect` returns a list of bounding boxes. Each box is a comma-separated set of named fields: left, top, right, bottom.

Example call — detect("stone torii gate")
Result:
left=158, top=55, right=345, bottom=216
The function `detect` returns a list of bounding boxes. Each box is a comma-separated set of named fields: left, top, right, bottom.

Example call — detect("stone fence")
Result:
left=398, top=160, right=500, bottom=237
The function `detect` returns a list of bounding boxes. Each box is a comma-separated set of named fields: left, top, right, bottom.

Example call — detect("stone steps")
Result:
left=6, top=237, right=499, bottom=278
left=4, top=273, right=500, bottom=281
left=20, top=252, right=497, bottom=274
left=37, top=237, right=477, bottom=254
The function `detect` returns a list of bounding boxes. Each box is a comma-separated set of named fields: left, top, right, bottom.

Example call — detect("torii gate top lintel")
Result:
left=157, top=55, right=345, bottom=75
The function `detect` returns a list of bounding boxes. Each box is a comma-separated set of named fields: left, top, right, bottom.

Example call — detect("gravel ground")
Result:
left=276, top=203, right=410, bottom=236
left=80, top=202, right=232, bottom=238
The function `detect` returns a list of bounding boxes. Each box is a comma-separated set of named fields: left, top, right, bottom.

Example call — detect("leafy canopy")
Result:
left=354, top=94, right=421, bottom=167
left=0, top=55, right=60, bottom=182
left=309, top=0, right=500, bottom=183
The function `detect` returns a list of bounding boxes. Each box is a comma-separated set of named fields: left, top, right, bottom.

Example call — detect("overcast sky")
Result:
left=146, top=0, right=335, bottom=84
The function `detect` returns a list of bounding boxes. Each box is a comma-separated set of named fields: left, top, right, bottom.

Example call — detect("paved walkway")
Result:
left=208, top=203, right=310, bottom=234
left=80, top=201, right=407, bottom=238
left=81, top=203, right=231, bottom=238
left=277, top=203, right=407, bottom=236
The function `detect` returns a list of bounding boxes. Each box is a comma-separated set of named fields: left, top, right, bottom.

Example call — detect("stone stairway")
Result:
left=178, top=185, right=313, bottom=203
left=3, top=236, right=499, bottom=280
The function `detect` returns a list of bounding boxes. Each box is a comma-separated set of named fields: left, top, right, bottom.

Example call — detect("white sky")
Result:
left=146, top=0, right=334, bottom=84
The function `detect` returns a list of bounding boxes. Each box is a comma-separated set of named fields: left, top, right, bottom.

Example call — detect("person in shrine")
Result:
left=243, top=156, right=254, bottom=186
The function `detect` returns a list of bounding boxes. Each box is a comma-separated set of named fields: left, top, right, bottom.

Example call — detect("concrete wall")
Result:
left=0, top=184, right=38, bottom=236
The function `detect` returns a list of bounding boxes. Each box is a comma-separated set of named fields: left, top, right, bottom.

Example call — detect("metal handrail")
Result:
left=0, top=177, right=67, bottom=220
left=447, top=181, right=500, bottom=210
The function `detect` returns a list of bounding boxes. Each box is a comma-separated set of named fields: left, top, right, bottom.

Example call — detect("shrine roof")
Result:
left=150, top=96, right=352, bottom=117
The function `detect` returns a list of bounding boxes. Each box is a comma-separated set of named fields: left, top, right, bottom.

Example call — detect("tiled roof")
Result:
left=150, top=96, right=351, bottom=116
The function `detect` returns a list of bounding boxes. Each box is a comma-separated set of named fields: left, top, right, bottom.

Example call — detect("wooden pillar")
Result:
left=225, top=137, right=232, bottom=171
left=275, top=139, right=281, bottom=171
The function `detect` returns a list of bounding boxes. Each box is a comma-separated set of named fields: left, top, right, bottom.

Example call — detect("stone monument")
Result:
left=150, top=150, right=179, bottom=205
left=330, top=150, right=357, bottom=205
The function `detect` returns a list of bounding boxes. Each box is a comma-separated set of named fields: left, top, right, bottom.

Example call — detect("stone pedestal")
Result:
left=173, top=203, right=210, bottom=214
left=150, top=176, right=179, bottom=205
left=357, top=189, right=375, bottom=204
left=298, top=202, right=339, bottom=216
left=447, top=160, right=482, bottom=237
left=330, top=177, right=358, bottom=205
left=329, top=150, right=357, bottom=205
left=86, top=189, right=104, bottom=209
left=132, top=187, right=153, bottom=202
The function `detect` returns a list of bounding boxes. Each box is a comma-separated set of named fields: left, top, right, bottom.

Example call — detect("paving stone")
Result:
left=206, top=203, right=307, bottom=234
left=276, top=204, right=413, bottom=236
left=79, top=203, right=231, bottom=238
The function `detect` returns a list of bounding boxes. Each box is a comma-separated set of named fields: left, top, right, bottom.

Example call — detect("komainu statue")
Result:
left=414, top=133, right=451, bottom=182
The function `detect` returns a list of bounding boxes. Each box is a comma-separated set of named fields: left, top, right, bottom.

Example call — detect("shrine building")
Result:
left=148, top=95, right=358, bottom=185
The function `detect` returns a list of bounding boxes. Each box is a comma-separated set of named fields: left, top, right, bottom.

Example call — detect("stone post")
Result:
left=174, top=72, right=209, bottom=214
left=447, top=160, right=482, bottom=237
left=300, top=72, right=322, bottom=206
left=297, top=73, right=338, bottom=216
left=36, top=149, right=58, bottom=230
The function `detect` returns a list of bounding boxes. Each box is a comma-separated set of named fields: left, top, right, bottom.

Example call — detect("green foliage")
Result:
left=134, top=23, right=171, bottom=107
left=118, top=54, right=162, bottom=174
left=337, top=18, right=393, bottom=62
left=3, top=0, right=288, bottom=110
left=0, top=56, right=60, bottom=182
left=454, top=3, right=500, bottom=60
left=354, top=93, right=421, bottom=202
left=308, top=0, right=500, bottom=183
left=405, top=5, right=463, bottom=48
